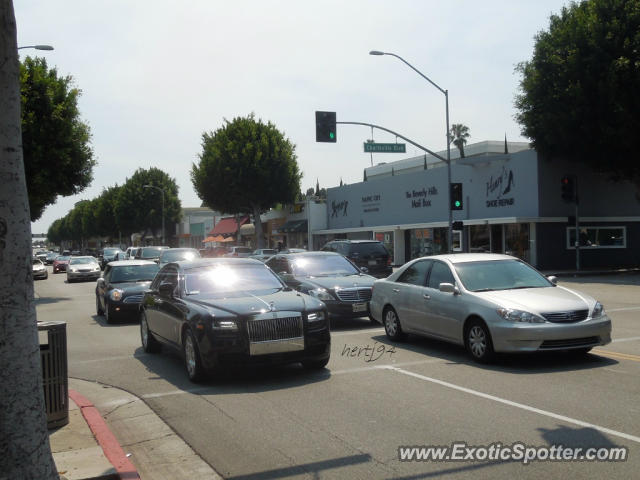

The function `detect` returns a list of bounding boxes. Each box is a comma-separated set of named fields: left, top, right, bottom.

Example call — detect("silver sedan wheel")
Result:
left=468, top=325, right=487, bottom=358
left=385, top=310, right=398, bottom=337
left=141, top=316, right=149, bottom=348
left=184, top=335, right=197, bottom=378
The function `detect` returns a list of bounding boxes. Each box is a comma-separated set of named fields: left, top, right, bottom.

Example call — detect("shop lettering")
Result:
left=486, top=198, right=515, bottom=207
left=486, top=167, right=515, bottom=198
left=406, top=186, right=438, bottom=199
left=331, top=200, right=349, bottom=217
left=362, top=194, right=381, bottom=203
left=412, top=198, right=432, bottom=208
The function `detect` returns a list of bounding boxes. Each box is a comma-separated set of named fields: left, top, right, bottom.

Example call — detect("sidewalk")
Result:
left=49, top=378, right=221, bottom=480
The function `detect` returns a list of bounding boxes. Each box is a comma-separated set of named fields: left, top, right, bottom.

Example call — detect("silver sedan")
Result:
left=369, top=253, right=611, bottom=362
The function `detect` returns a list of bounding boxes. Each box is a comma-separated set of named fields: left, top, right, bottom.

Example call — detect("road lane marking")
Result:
left=592, top=349, right=640, bottom=362
left=612, top=336, right=640, bottom=343
left=384, top=365, right=640, bottom=445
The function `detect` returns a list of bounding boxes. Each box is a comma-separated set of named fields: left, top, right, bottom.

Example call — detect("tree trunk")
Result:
left=252, top=205, right=265, bottom=249
left=0, top=2, right=59, bottom=478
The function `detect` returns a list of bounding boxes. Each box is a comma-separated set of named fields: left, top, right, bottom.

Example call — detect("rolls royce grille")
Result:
left=247, top=315, right=303, bottom=342
left=335, top=288, right=372, bottom=302
left=541, top=310, right=589, bottom=323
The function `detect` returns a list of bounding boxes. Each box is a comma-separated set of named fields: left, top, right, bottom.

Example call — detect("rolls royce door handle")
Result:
left=423, top=294, right=431, bottom=300
left=392, top=288, right=400, bottom=293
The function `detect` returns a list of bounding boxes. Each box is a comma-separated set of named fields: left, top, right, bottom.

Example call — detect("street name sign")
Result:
left=364, top=142, right=406, bottom=153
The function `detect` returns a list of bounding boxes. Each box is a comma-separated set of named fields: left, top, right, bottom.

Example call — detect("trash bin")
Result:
left=38, top=321, right=68, bottom=429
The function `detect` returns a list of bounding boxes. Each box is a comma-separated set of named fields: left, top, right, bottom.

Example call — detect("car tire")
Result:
left=465, top=319, right=494, bottom=363
left=104, top=301, right=114, bottom=324
left=301, top=357, right=330, bottom=370
left=183, top=328, right=206, bottom=383
left=96, top=294, right=104, bottom=316
left=383, top=306, right=406, bottom=341
left=140, top=311, right=161, bottom=353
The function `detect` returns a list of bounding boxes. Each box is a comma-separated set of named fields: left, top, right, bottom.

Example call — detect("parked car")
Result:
left=321, top=240, right=392, bottom=278
left=280, top=248, right=307, bottom=254
left=125, top=246, right=139, bottom=259
left=114, top=251, right=129, bottom=261
left=32, top=258, right=48, bottom=280
left=266, top=251, right=376, bottom=321
left=35, top=251, right=49, bottom=263
left=369, top=253, right=612, bottom=363
left=158, top=248, right=201, bottom=266
left=250, top=248, right=277, bottom=262
left=223, top=246, right=252, bottom=258
left=67, top=256, right=101, bottom=282
left=96, top=260, right=160, bottom=324
left=100, top=247, right=125, bottom=269
left=52, top=255, right=71, bottom=273
left=45, top=252, right=58, bottom=264
left=140, top=258, right=331, bottom=382
left=134, top=246, right=170, bottom=262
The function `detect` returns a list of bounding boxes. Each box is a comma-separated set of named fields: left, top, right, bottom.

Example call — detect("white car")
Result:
left=67, top=256, right=101, bottom=282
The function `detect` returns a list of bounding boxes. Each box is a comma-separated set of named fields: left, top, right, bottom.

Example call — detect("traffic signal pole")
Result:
left=575, top=182, right=580, bottom=272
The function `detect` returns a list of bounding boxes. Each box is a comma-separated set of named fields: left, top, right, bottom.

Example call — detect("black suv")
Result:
left=321, top=240, right=392, bottom=278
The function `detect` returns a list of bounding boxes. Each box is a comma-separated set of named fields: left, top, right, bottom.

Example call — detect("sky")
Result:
left=16, top=0, right=570, bottom=235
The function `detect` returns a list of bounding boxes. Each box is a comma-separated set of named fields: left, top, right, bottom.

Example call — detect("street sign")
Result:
left=364, top=142, right=406, bottom=153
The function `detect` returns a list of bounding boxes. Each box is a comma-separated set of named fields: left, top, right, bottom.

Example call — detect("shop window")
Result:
left=505, top=223, right=530, bottom=262
left=470, top=225, right=490, bottom=253
left=375, top=231, right=394, bottom=261
left=567, top=226, right=626, bottom=249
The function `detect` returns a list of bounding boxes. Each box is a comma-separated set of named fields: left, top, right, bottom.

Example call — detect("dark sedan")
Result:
left=140, top=258, right=331, bottom=382
left=96, top=260, right=160, bottom=324
left=265, top=252, right=376, bottom=322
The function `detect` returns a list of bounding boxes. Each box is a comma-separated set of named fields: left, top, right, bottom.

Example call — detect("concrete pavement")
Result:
left=49, top=378, right=221, bottom=480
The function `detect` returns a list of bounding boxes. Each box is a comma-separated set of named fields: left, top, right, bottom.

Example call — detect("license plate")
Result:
left=352, top=303, right=368, bottom=313
left=368, top=260, right=377, bottom=265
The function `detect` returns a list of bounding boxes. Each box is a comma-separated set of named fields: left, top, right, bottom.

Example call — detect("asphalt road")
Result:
left=34, top=268, right=640, bottom=479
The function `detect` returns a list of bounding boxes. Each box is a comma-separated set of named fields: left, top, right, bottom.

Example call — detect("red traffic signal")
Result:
left=561, top=175, right=576, bottom=202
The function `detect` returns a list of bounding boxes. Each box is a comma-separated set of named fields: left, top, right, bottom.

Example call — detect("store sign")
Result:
left=486, top=166, right=515, bottom=207
left=406, top=186, right=438, bottom=208
left=331, top=199, right=349, bottom=217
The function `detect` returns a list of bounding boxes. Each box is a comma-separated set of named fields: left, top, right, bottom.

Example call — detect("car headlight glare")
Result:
left=307, top=311, right=326, bottom=322
left=497, top=308, right=545, bottom=323
left=309, top=288, right=334, bottom=301
left=111, top=289, right=123, bottom=301
left=592, top=301, right=605, bottom=318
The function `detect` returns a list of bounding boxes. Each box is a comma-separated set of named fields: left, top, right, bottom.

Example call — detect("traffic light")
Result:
left=315, top=111, right=336, bottom=142
left=450, top=183, right=463, bottom=210
left=561, top=175, right=576, bottom=203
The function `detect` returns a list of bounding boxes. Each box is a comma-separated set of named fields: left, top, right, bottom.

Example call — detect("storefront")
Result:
left=319, top=143, right=640, bottom=270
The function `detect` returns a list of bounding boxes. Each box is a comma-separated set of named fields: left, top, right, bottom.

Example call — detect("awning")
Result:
left=207, top=216, right=249, bottom=236
left=279, top=219, right=308, bottom=233
left=203, top=235, right=228, bottom=243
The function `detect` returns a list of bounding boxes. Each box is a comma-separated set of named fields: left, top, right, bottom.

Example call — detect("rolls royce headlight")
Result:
left=307, top=311, right=326, bottom=322
left=110, top=289, right=123, bottom=301
left=497, top=308, right=546, bottom=323
left=592, top=301, right=605, bottom=318
left=309, top=288, right=334, bottom=301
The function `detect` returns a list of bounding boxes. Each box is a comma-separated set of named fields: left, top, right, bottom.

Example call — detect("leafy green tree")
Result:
left=191, top=114, right=301, bottom=249
left=450, top=124, right=470, bottom=158
left=20, top=56, right=95, bottom=221
left=515, top=0, right=640, bottom=181
left=114, top=168, right=181, bottom=243
left=94, top=185, right=121, bottom=239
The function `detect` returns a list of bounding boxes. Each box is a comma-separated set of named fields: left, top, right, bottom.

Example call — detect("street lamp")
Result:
left=18, top=45, right=54, bottom=51
left=143, top=185, right=165, bottom=245
left=369, top=50, right=453, bottom=251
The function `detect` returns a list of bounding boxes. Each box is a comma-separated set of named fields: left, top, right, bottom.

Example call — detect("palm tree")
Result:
left=450, top=124, right=470, bottom=158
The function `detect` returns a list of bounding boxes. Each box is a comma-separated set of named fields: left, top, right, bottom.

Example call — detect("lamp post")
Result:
left=18, top=45, right=54, bottom=51
left=143, top=185, right=165, bottom=245
left=369, top=50, right=453, bottom=252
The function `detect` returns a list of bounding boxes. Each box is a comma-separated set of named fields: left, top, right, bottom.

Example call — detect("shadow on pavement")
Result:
left=369, top=334, right=619, bottom=374
left=34, top=296, right=72, bottom=305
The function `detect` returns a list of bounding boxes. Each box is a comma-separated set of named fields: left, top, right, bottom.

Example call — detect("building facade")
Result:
left=315, top=142, right=640, bottom=271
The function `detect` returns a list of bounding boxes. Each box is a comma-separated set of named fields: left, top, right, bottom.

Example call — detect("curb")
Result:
left=68, top=389, right=141, bottom=480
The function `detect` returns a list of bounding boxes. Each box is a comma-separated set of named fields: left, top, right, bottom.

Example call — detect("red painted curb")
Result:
left=69, top=389, right=141, bottom=480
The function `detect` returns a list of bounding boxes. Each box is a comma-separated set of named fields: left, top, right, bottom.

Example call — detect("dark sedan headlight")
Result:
left=497, top=308, right=546, bottom=323
left=306, top=311, right=326, bottom=323
left=592, top=301, right=605, bottom=318
left=308, top=288, right=334, bottom=301
left=110, top=289, right=124, bottom=301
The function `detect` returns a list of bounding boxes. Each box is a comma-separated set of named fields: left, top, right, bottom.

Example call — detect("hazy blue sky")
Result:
left=16, top=0, right=569, bottom=234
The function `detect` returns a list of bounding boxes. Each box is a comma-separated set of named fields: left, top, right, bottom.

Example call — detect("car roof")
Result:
left=108, top=260, right=158, bottom=266
left=276, top=251, right=340, bottom=258
left=69, top=256, right=98, bottom=260
left=424, top=253, right=516, bottom=264
left=173, top=258, right=264, bottom=269
left=160, top=247, right=199, bottom=253
left=328, top=239, right=381, bottom=243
